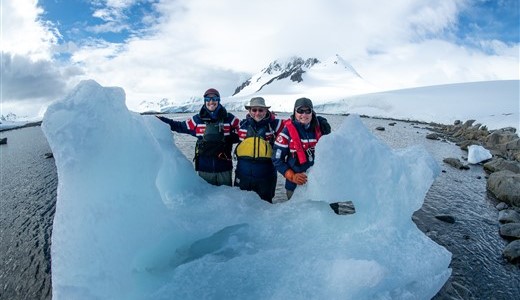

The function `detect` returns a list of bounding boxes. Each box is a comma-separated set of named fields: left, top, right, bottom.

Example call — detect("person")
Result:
left=156, top=88, right=240, bottom=186
left=234, top=97, right=283, bottom=203
left=272, top=97, right=331, bottom=200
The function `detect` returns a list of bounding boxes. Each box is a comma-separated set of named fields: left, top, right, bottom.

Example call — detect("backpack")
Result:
left=195, top=122, right=227, bottom=157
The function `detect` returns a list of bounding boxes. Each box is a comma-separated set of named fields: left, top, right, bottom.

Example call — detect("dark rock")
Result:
left=233, top=79, right=251, bottom=95
left=496, top=202, right=509, bottom=210
left=435, top=215, right=456, bottom=224
left=44, top=152, right=54, bottom=159
left=498, top=209, right=520, bottom=223
left=483, top=130, right=520, bottom=162
left=457, top=140, right=479, bottom=151
left=462, top=120, right=476, bottom=128
left=433, top=119, right=520, bottom=162
left=499, top=223, right=520, bottom=239
left=484, top=158, right=520, bottom=174
left=329, top=201, right=356, bottom=215
left=503, top=240, right=520, bottom=263
left=504, top=138, right=520, bottom=150
left=487, top=171, right=520, bottom=207
left=375, top=126, right=385, bottom=131
left=443, top=158, right=470, bottom=170
left=426, top=133, right=440, bottom=140
left=0, top=137, right=6, bottom=145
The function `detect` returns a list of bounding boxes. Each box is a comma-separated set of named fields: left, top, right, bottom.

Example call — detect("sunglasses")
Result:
left=204, top=96, right=220, bottom=102
left=296, top=108, right=312, bottom=114
left=250, top=108, right=266, bottom=113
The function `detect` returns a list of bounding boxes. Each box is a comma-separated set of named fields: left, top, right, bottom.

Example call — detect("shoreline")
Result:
left=0, top=120, right=42, bottom=132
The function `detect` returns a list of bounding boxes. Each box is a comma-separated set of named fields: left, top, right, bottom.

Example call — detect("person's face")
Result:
left=249, top=106, right=267, bottom=122
left=204, top=94, right=220, bottom=111
left=295, top=106, right=312, bottom=125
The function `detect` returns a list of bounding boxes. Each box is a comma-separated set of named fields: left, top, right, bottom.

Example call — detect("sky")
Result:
left=41, top=79, right=452, bottom=299
left=1, top=0, right=519, bottom=117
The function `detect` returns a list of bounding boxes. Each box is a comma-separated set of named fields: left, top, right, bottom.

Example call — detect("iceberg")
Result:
left=42, top=80, right=451, bottom=299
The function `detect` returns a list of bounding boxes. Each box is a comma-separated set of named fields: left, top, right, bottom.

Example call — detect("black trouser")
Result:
left=235, top=172, right=277, bottom=203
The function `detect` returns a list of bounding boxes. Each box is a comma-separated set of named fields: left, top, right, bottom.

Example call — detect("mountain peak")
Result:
left=232, top=55, right=367, bottom=97
left=233, top=56, right=321, bottom=96
left=263, top=56, right=320, bottom=75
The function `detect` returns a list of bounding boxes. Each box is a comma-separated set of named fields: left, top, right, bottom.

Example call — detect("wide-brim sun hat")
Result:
left=245, top=97, right=270, bottom=109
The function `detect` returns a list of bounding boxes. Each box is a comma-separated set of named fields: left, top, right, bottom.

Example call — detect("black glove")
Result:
left=155, top=115, right=170, bottom=123
left=317, top=116, right=331, bottom=135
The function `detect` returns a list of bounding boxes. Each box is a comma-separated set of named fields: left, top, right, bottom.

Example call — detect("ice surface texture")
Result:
left=42, top=80, right=451, bottom=300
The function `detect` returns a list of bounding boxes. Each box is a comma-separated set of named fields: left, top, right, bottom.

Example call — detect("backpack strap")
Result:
left=284, top=118, right=323, bottom=164
left=284, top=119, right=308, bottom=164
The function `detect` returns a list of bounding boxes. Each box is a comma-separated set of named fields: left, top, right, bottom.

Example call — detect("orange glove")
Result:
left=284, top=169, right=308, bottom=185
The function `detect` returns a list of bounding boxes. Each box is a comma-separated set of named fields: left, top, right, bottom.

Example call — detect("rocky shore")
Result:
left=427, top=119, right=520, bottom=264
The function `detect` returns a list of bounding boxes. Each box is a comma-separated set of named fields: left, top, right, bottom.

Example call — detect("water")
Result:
left=1, top=114, right=519, bottom=299
left=0, top=127, right=56, bottom=300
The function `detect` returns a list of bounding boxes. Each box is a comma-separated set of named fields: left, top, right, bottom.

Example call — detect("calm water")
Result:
left=0, top=114, right=518, bottom=299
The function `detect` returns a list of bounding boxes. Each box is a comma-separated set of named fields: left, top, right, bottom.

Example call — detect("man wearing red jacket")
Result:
left=157, top=88, right=240, bottom=186
left=272, top=97, right=331, bottom=200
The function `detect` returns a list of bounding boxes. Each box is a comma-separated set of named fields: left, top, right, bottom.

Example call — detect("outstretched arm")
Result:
left=155, top=116, right=193, bottom=135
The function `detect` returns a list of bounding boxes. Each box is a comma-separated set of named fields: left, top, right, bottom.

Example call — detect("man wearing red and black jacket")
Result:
left=272, top=97, right=331, bottom=200
left=157, top=88, right=240, bottom=186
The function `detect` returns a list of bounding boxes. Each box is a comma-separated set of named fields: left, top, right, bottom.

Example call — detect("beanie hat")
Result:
left=294, top=97, right=313, bottom=111
left=204, top=88, right=220, bottom=98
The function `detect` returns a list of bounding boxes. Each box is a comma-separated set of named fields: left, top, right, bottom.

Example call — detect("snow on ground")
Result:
left=227, top=80, right=519, bottom=131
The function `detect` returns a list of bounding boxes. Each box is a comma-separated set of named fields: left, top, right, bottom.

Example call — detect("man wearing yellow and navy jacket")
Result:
left=234, top=97, right=283, bottom=202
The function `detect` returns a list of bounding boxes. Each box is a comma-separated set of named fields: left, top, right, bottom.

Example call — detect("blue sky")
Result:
left=1, top=0, right=519, bottom=117
left=454, top=0, right=519, bottom=46
left=38, top=0, right=519, bottom=55
left=40, top=0, right=160, bottom=44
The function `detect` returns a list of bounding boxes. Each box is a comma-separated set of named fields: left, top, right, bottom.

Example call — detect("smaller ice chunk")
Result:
left=467, top=145, right=492, bottom=164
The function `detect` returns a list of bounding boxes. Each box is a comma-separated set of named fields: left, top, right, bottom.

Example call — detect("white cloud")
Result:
left=73, top=0, right=517, bottom=107
left=1, top=0, right=83, bottom=117
left=1, top=0, right=60, bottom=60
left=89, top=0, right=154, bottom=33
left=0, top=52, right=84, bottom=115
left=2, top=0, right=519, bottom=117
left=354, top=40, right=520, bottom=91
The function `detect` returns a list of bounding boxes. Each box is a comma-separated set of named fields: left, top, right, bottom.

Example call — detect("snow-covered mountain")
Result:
left=157, top=54, right=379, bottom=114
left=1, top=113, right=18, bottom=121
left=138, top=98, right=176, bottom=113
left=140, top=96, right=209, bottom=113
left=148, top=55, right=518, bottom=131
left=232, top=54, right=377, bottom=100
left=232, top=57, right=321, bottom=96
